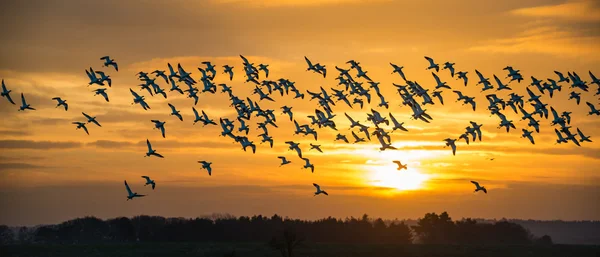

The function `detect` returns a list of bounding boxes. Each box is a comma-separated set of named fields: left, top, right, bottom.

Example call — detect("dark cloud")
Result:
left=0, top=129, right=32, bottom=136
left=0, top=140, right=82, bottom=149
left=0, top=162, right=48, bottom=171
left=86, top=139, right=235, bottom=149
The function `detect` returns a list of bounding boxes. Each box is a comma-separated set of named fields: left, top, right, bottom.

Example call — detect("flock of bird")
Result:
left=1, top=54, right=599, bottom=200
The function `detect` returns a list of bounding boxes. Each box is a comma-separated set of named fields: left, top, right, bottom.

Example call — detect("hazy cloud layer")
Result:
left=0, top=0, right=599, bottom=223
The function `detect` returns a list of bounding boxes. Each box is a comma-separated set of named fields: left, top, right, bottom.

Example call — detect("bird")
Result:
left=310, top=143, right=323, bottom=153
left=313, top=183, right=328, bottom=196
left=93, top=88, right=110, bottom=102
left=223, top=65, right=234, bottom=81
left=151, top=120, right=166, bottom=138
left=577, top=128, right=592, bottom=143
left=82, top=112, right=101, bottom=127
left=442, top=62, right=456, bottom=77
left=0, top=80, right=15, bottom=105
left=168, top=103, right=183, bottom=121
left=522, top=129, right=535, bottom=144
left=144, top=139, right=164, bottom=158
left=393, top=161, right=407, bottom=170
left=424, top=56, right=439, bottom=72
left=471, top=181, right=487, bottom=194
left=52, top=97, right=68, bottom=111
left=586, top=102, right=600, bottom=115
left=278, top=156, right=291, bottom=166
left=302, top=158, right=314, bottom=173
left=100, top=56, right=118, bottom=71
left=124, top=180, right=145, bottom=200
left=18, top=93, right=35, bottom=111
left=198, top=161, right=212, bottom=176
left=72, top=122, right=89, bottom=135
left=444, top=138, right=457, bottom=156
left=141, top=176, right=156, bottom=190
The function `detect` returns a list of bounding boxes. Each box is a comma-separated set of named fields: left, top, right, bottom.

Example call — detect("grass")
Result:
left=1, top=242, right=599, bottom=257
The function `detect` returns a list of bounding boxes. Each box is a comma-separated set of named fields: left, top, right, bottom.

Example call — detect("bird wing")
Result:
left=470, top=181, right=480, bottom=187
left=141, top=176, right=150, bottom=183
left=168, top=103, right=176, bottom=112
left=304, top=56, right=313, bottom=68
left=82, top=125, right=89, bottom=135
left=5, top=92, right=15, bottom=105
left=125, top=180, right=133, bottom=195
left=160, top=126, right=165, bottom=138
left=576, top=128, right=584, bottom=138
left=146, top=139, right=153, bottom=151
left=1, top=80, right=6, bottom=91
left=82, top=112, right=92, bottom=120
left=475, top=70, right=484, bottom=80
left=586, top=102, right=595, bottom=110
left=493, top=75, right=502, bottom=86
left=152, top=152, right=164, bottom=158
left=130, top=88, right=140, bottom=98
left=550, top=107, right=559, bottom=120
left=424, top=56, right=433, bottom=65
left=432, top=72, right=441, bottom=84
left=20, top=93, right=26, bottom=105
left=192, top=107, right=200, bottom=119
left=393, top=160, right=401, bottom=165
left=313, top=183, right=320, bottom=191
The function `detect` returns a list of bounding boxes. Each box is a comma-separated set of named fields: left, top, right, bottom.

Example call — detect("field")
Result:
left=1, top=243, right=599, bottom=257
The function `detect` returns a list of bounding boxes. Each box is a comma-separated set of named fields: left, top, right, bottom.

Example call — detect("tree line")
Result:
left=0, top=212, right=553, bottom=245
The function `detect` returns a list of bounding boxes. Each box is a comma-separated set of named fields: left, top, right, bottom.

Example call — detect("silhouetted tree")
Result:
left=107, top=217, right=135, bottom=242
left=535, top=235, right=553, bottom=246
left=0, top=225, right=14, bottom=245
left=2, top=212, right=543, bottom=245
left=412, top=212, right=456, bottom=244
left=269, top=227, right=305, bottom=257
left=33, top=226, right=58, bottom=243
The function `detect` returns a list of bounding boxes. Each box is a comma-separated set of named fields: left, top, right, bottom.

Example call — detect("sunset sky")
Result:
left=0, top=0, right=599, bottom=226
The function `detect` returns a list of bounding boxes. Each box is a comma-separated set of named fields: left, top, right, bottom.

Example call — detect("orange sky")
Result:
left=0, top=0, right=599, bottom=226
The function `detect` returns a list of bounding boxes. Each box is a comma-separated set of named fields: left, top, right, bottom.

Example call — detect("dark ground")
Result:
left=1, top=243, right=599, bottom=257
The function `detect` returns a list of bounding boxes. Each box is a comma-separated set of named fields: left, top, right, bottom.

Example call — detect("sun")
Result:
left=368, top=163, right=430, bottom=191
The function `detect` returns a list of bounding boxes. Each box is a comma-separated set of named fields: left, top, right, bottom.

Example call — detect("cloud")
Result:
left=0, top=162, right=48, bottom=171
left=467, top=25, right=600, bottom=59
left=210, top=0, right=390, bottom=7
left=86, top=139, right=236, bottom=150
left=0, top=129, right=32, bottom=136
left=509, top=0, right=600, bottom=22
left=0, top=140, right=82, bottom=149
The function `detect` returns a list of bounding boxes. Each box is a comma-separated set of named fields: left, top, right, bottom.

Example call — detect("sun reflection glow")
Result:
left=369, top=165, right=430, bottom=191
left=363, top=150, right=433, bottom=191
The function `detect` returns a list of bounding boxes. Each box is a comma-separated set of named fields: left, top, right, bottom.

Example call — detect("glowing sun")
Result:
left=368, top=164, right=430, bottom=191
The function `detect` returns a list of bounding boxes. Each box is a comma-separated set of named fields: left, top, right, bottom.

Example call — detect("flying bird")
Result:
left=52, top=97, right=68, bottom=111
left=313, top=183, right=328, bottom=196
left=18, top=93, right=35, bottom=111
left=0, top=80, right=15, bottom=105
left=151, top=120, right=166, bottom=138
left=141, top=176, right=156, bottom=190
left=124, top=180, right=145, bottom=200
left=72, top=122, right=89, bottom=135
left=100, top=56, right=118, bottom=71
left=198, top=161, right=212, bottom=176
left=424, top=56, right=439, bottom=72
left=278, top=156, right=291, bottom=166
left=471, top=181, right=487, bottom=194
left=393, top=161, right=407, bottom=171
left=82, top=112, right=101, bottom=127
left=168, top=103, right=183, bottom=121
left=145, top=139, right=164, bottom=158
